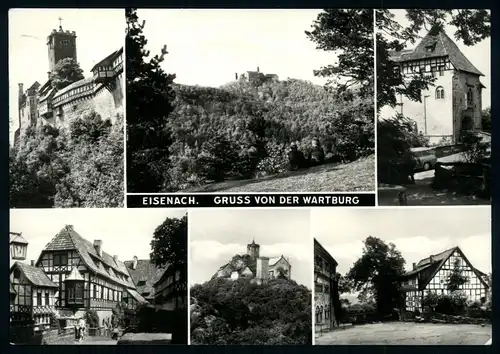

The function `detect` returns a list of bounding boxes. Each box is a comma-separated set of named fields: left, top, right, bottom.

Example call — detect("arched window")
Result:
left=435, top=86, right=445, bottom=99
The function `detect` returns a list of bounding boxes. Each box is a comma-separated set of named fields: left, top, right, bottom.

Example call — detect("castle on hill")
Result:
left=15, top=22, right=124, bottom=145
left=235, top=66, right=279, bottom=84
left=214, top=240, right=291, bottom=284
left=379, top=27, right=487, bottom=145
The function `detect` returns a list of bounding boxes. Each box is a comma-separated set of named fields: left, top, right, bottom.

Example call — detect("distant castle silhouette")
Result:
left=235, top=66, right=279, bottom=83
left=15, top=20, right=124, bottom=145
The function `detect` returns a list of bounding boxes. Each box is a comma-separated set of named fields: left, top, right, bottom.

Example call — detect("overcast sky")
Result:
left=313, top=207, right=491, bottom=302
left=382, top=9, right=491, bottom=109
left=10, top=209, right=186, bottom=264
left=189, top=209, right=312, bottom=287
left=8, top=9, right=124, bottom=143
left=137, top=9, right=333, bottom=89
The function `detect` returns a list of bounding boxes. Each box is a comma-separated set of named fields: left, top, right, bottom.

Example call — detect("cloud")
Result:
left=190, top=241, right=243, bottom=262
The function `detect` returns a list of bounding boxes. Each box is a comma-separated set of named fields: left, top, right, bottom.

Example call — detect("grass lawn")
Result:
left=182, top=155, right=375, bottom=193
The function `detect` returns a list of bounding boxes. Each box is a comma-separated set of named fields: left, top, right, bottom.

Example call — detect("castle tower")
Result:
left=47, top=19, right=77, bottom=72
left=256, top=257, right=269, bottom=284
left=247, top=239, right=260, bottom=260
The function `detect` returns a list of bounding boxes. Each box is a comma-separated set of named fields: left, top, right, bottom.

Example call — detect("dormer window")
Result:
left=137, top=280, right=146, bottom=286
left=467, top=88, right=473, bottom=104
left=425, top=42, right=436, bottom=52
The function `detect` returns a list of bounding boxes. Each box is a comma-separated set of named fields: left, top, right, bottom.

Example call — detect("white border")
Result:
left=122, top=7, right=128, bottom=208
left=373, top=9, right=379, bottom=205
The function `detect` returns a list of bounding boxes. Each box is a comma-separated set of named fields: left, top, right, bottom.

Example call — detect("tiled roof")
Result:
left=127, top=288, right=148, bottom=304
left=66, top=265, right=85, bottom=281
left=53, top=77, right=94, bottom=99
left=41, top=226, right=135, bottom=288
left=401, top=246, right=489, bottom=290
left=12, top=262, right=58, bottom=288
left=269, top=255, right=290, bottom=267
left=394, top=29, right=483, bottom=76
left=10, top=232, right=28, bottom=245
left=314, top=238, right=338, bottom=267
left=90, top=47, right=123, bottom=72
left=123, top=259, right=166, bottom=300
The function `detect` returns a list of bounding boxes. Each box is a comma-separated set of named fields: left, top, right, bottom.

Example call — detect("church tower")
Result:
left=47, top=19, right=77, bottom=72
left=247, top=239, right=260, bottom=260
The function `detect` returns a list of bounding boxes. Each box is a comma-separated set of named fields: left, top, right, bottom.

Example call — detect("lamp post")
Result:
left=423, top=95, right=430, bottom=135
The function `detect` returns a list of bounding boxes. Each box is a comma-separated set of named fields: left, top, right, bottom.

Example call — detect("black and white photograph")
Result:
left=9, top=208, right=188, bottom=345
left=126, top=8, right=375, bottom=194
left=312, top=207, right=491, bottom=345
left=376, top=9, right=491, bottom=206
left=9, top=9, right=125, bottom=208
left=189, top=209, right=312, bottom=344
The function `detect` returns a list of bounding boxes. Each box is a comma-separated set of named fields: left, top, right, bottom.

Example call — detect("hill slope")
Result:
left=164, top=79, right=374, bottom=191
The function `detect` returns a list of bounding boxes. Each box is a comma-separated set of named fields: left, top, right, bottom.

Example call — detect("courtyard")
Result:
left=315, top=322, right=492, bottom=345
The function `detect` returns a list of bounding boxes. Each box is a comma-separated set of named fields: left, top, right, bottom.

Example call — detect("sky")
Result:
left=384, top=10, right=491, bottom=109
left=313, top=207, right=491, bottom=303
left=8, top=9, right=125, bottom=142
left=137, top=9, right=333, bottom=88
left=10, top=208, right=187, bottom=264
left=189, top=209, right=312, bottom=287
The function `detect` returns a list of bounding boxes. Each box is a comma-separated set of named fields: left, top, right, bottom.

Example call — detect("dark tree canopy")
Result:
left=150, top=214, right=187, bottom=268
left=345, top=236, right=406, bottom=316
left=126, top=8, right=177, bottom=193
left=51, top=58, right=85, bottom=90
left=305, top=9, right=374, bottom=98
left=376, top=9, right=490, bottom=109
left=446, top=258, right=470, bottom=292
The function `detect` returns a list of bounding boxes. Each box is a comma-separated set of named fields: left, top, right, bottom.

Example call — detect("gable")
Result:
left=10, top=262, right=58, bottom=288
left=123, top=259, right=166, bottom=299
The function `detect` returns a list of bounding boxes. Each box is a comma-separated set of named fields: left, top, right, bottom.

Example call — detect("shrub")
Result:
left=460, top=131, right=489, bottom=164
left=195, top=135, right=240, bottom=182
left=85, top=309, right=100, bottom=328
left=256, top=142, right=289, bottom=176
left=422, top=291, right=468, bottom=315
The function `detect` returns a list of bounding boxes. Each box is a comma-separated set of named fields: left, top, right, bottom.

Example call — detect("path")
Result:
left=315, top=322, right=492, bottom=345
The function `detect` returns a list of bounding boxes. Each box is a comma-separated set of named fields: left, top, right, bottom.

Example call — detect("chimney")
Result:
left=93, top=240, right=103, bottom=257
left=113, top=255, right=118, bottom=263
left=412, top=262, right=416, bottom=270
left=256, top=257, right=269, bottom=283
left=257, top=66, right=260, bottom=73
left=18, top=83, right=24, bottom=100
left=235, top=73, right=238, bottom=80
left=430, top=255, right=434, bottom=263
left=132, top=256, right=138, bottom=270
left=31, top=260, right=35, bottom=266
left=47, top=71, right=52, bottom=79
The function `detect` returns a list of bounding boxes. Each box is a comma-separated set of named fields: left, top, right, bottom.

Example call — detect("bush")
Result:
left=195, top=135, right=240, bottom=182
left=422, top=291, right=468, bottom=315
left=460, top=131, right=489, bottom=164
left=85, top=309, right=100, bottom=328
left=256, top=142, right=289, bottom=176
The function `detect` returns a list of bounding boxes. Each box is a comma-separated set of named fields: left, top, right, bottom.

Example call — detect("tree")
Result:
left=275, top=267, right=289, bottom=279
left=446, top=258, right=469, bottom=292
left=376, top=9, right=490, bottom=109
left=126, top=8, right=177, bottom=193
left=51, top=58, right=85, bottom=90
left=481, top=107, right=491, bottom=131
left=150, top=214, right=187, bottom=268
left=345, top=236, right=406, bottom=316
left=306, top=9, right=374, bottom=98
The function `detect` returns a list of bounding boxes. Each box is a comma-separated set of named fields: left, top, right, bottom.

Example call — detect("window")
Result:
left=467, top=88, right=473, bottom=104
left=435, top=87, right=445, bottom=99
left=45, top=292, right=50, bottom=306
left=13, top=269, right=21, bottom=279
left=67, top=282, right=84, bottom=305
left=137, top=280, right=146, bottom=287
left=37, top=292, right=42, bottom=306
left=61, top=39, right=70, bottom=47
left=53, top=252, right=68, bottom=267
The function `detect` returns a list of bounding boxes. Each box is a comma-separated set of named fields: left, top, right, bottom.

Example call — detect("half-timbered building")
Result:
left=124, top=256, right=166, bottom=304
left=10, top=261, right=58, bottom=331
left=154, top=264, right=187, bottom=311
left=314, top=238, right=340, bottom=332
left=399, top=246, right=490, bottom=312
left=380, top=27, right=486, bottom=144
left=35, top=225, right=145, bottom=326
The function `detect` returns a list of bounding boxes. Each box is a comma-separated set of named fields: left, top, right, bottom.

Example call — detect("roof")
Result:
left=11, top=262, right=58, bottom=288
left=10, top=232, right=28, bottom=245
left=393, top=29, right=483, bottom=76
left=65, top=265, right=85, bottom=281
left=123, top=259, right=166, bottom=300
left=90, top=47, right=123, bottom=72
left=247, top=239, right=259, bottom=247
left=269, top=255, right=290, bottom=267
left=126, top=288, right=148, bottom=304
left=401, top=246, right=489, bottom=290
left=53, top=77, right=94, bottom=99
left=40, top=225, right=135, bottom=288
left=314, top=238, right=338, bottom=267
